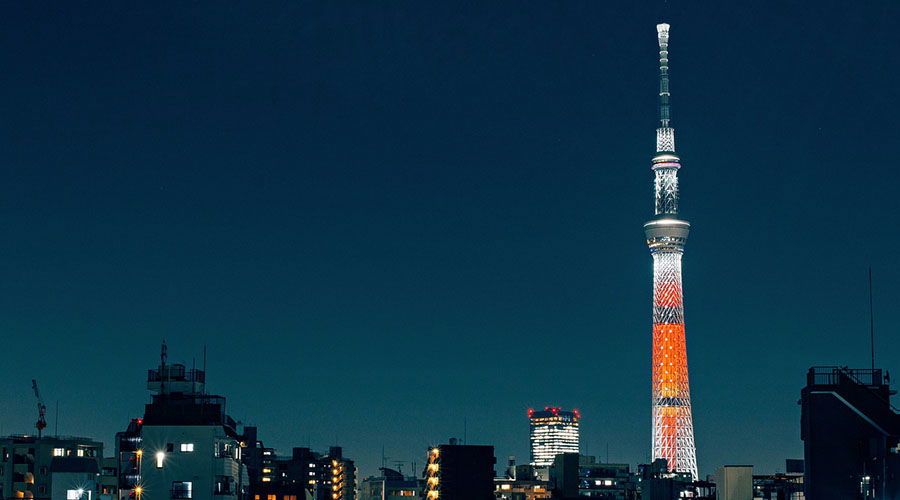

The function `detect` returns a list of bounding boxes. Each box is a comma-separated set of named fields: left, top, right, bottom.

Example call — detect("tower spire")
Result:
left=657, top=23, right=671, bottom=129
left=655, top=23, right=676, bottom=155
left=644, top=23, right=698, bottom=481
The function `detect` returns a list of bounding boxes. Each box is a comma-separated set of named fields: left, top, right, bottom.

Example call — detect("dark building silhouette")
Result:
left=637, top=459, right=712, bottom=500
left=424, top=441, right=495, bottom=500
left=801, top=366, right=900, bottom=499
left=243, top=441, right=357, bottom=500
left=549, top=452, right=579, bottom=498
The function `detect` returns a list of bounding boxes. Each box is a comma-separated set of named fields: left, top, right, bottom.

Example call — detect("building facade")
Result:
left=528, top=408, right=579, bottom=467
left=0, top=435, right=103, bottom=500
left=715, top=466, right=751, bottom=500
left=359, top=468, right=421, bottom=500
left=244, top=442, right=356, bottom=500
left=424, top=442, right=495, bottom=500
left=137, top=346, right=248, bottom=500
left=800, top=366, right=900, bottom=499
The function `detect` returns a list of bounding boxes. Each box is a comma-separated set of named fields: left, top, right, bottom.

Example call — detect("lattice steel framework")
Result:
left=644, top=23, right=698, bottom=480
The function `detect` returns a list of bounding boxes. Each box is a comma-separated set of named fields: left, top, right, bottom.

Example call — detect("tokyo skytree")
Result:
left=643, top=23, right=698, bottom=480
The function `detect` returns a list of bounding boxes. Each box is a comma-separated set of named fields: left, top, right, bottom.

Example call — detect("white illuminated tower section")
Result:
left=644, top=23, right=698, bottom=480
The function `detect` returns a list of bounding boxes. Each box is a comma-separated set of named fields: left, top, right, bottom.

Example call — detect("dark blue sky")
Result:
left=1, top=1, right=898, bottom=479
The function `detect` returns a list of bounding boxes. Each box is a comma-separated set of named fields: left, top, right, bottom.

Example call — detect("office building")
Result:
left=800, top=366, right=900, bottom=499
left=424, top=441, right=495, bottom=500
left=528, top=408, right=579, bottom=467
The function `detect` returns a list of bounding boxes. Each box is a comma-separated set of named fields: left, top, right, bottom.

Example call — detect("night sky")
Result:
left=1, top=1, right=898, bottom=480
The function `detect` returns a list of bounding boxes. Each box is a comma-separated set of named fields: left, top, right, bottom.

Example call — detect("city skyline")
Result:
left=1, top=1, right=899, bottom=482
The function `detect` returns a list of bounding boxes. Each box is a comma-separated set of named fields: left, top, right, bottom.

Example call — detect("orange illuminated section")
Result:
left=652, top=323, right=688, bottom=398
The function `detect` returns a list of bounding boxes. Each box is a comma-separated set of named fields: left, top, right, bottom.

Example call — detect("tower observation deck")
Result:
left=644, top=23, right=698, bottom=480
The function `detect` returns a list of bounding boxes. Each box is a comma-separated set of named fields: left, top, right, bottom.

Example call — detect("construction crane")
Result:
left=31, top=379, right=47, bottom=438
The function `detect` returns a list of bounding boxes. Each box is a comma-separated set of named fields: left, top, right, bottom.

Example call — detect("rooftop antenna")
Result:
left=463, top=417, right=467, bottom=445
left=869, top=267, right=875, bottom=370
left=160, top=340, right=168, bottom=395
left=202, top=344, right=207, bottom=395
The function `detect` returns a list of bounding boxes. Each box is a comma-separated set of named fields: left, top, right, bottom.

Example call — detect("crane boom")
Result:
left=31, top=379, right=47, bottom=438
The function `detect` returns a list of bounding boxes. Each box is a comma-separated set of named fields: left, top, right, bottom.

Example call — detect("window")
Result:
left=52, top=448, right=65, bottom=457
left=266, top=495, right=276, bottom=500
left=76, top=449, right=84, bottom=457
left=179, top=444, right=194, bottom=453
left=166, top=443, right=174, bottom=452
left=66, top=490, right=85, bottom=500
left=156, top=452, right=166, bottom=468
left=39, top=487, right=47, bottom=495
left=214, top=477, right=234, bottom=495
left=39, top=467, right=47, bottom=476
left=171, top=481, right=192, bottom=499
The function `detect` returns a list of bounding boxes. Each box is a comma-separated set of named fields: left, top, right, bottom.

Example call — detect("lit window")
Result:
left=156, top=452, right=166, bottom=468
left=261, top=478, right=271, bottom=483
left=52, top=449, right=64, bottom=457
left=77, top=449, right=84, bottom=457
left=180, top=444, right=194, bottom=453
left=66, top=490, right=84, bottom=500
left=262, top=468, right=272, bottom=474
left=267, top=495, right=276, bottom=500
left=172, top=481, right=192, bottom=499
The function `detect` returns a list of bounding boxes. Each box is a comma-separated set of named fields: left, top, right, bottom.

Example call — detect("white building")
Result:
left=528, top=408, right=580, bottom=467
left=136, top=346, right=247, bottom=500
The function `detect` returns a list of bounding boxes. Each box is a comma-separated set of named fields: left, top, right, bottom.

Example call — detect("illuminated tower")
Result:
left=643, top=23, right=698, bottom=480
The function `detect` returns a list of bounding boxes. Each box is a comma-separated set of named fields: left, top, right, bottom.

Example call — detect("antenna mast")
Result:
left=869, top=267, right=875, bottom=370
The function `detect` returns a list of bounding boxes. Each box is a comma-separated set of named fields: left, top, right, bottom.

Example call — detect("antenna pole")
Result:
left=869, top=267, right=875, bottom=370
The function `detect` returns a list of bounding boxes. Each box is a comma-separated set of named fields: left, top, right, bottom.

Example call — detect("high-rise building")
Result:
left=424, top=441, right=495, bottom=500
left=800, top=366, right=900, bottom=499
left=528, top=408, right=580, bottom=467
left=643, top=23, right=699, bottom=480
